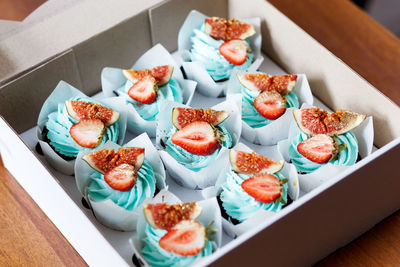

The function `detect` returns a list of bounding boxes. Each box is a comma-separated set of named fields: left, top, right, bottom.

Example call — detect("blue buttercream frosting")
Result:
left=190, top=27, right=254, bottom=81
left=165, top=126, right=232, bottom=172
left=45, top=97, right=119, bottom=158
left=288, top=124, right=358, bottom=174
left=142, top=223, right=216, bottom=267
left=116, top=77, right=183, bottom=121
left=88, top=160, right=156, bottom=210
left=220, top=170, right=287, bottom=222
left=241, top=86, right=299, bottom=128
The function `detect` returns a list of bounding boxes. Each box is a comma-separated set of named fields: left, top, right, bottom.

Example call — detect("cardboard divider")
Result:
left=149, top=0, right=228, bottom=51
left=0, top=0, right=162, bottom=84
left=228, top=0, right=400, bottom=148
left=73, top=10, right=153, bottom=94
left=0, top=50, right=82, bottom=134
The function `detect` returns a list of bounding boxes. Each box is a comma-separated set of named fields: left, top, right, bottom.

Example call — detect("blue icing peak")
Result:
left=116, top=77, right=183, bottom=121
left=142, top=223, right=216, bottom=267
left=288, top=124, right=358, bottom=173
left=190, top=28, right=254, bottom=81
left=88, top=160, right=156, bottom=210
left=241, top=85, right=299, bottom=128
left=165, top=126, right=232, bottom=172
left=45, top=97, right=119, bottom=158
left=220, top=170, right=287, bottom=222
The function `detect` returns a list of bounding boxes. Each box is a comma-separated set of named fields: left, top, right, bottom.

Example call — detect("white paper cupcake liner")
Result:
left=156, top=95, right=242, bottom=189
left=101, top=43, right=196, bottom=137
left=277, top=106, right=374, bottom=193
left=178, top=10, right=264, bottom=98
left=74, top=133, right=166, bottom=231
left=130, top=189, right=222, bottom=267
left=226, top=71, right=314, bottom=145
left=37, top=80, right=128, bottom=175
left=201, top=142, right=299, bottom=238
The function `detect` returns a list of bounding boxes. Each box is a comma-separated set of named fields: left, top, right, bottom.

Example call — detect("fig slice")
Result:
left=229, top=149, right=284, bottom=175
left=204, top=17, right=256, bottom=41
left=143, top=202, right=202, bottom=230
left=122, top=69, right=152, bottom=84
left=172, top=107, right=230, bottom=130
left=293, top=107, right=366, bottom=136
left=82, top=147, right=145, bottom=174
left=123, top=65, right=173, bottom=86
left=238, top=73, right=297, bottom=95
left=151, top=65, right=174, bottom=86
left=65, top=100, right=120, bottom=126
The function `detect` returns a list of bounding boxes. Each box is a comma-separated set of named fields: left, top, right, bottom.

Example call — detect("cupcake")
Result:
left=75, top=133, right=166, bottom=231
left=202, top=143, right=299, bottom=237
left=102, top=43, right=196, bottom=137
left=178, top=10, right=263, bottom=97
left=132, top=189, right=221, bottom=267
left=37, top=80, right=127, bottom=175
left=226, top=71, right=313, bottom=145
left=157, top=96, right=241, bottom=189
left=278, top=106, right=374, bottom=192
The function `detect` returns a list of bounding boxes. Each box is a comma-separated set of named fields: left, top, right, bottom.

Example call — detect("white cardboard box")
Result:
left=0, top=0, right=399, bottom=266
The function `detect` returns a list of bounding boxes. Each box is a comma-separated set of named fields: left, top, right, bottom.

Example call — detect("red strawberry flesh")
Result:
left=128, top=75, right=157, bottom=104
left=171, top=121, right=220, bottom=156
left=297, top=134, right=338, bottom=163
left=219, top=39, right=248, bottom=65
left=159, top=220, right=205, bottom=256
left=70, top=119, right=105, bottom=148
left=254, top=90, right=286, bottom=120
left=241, top=173, right=283, bottom=203
left=104, top=163, right=137, bottom=191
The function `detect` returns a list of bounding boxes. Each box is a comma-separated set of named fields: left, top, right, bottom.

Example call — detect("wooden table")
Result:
left=0, top=0, right=399, bottom=266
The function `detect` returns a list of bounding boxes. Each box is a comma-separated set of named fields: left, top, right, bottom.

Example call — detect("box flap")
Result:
left=73, top=10, right=153, bottom=93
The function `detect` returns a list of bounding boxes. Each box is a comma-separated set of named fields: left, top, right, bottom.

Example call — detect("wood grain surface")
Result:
left=0, top=157, right=87, bottom=266
left=0, top=0, right=399, bottom=266
left=0, top=0, right=47, bottom=21
left=269, top=0, right=400, bottom=106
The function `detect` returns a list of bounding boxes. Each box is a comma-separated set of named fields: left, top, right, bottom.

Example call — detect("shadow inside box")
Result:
left=0, top=48, right=17, bottom=87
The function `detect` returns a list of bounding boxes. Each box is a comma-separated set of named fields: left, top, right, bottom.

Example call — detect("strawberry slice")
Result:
left=241, top=173, right=287, bottom=204
left=219, top=39, right=248, bottom=65
left=104, top=163, right=137, bottom=191
left=297, top=134, right=339, bottom=163
left=159, top=220, right=205, bottom=256
left=171, top=121, right=220, bottom=156
left=254, top=90, right=286, bottom=120
left=70, top=119, right=105, bottom=148
left=128, top=75, right=158, bottom=104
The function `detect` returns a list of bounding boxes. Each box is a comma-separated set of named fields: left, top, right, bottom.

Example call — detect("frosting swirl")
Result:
left=116, top=78, right=183, bottom=121
left=288, top=124, right=358, bottom=173
left=241, top=86, right=299, bottom=128
left=165, top=126, right=232, bottom=171
left=88, top=160, right=156, bottom=210
left=220, top=170, right=287, bottom=222
left=190, top=27, right=254, bottom=81
left=45, top=97, right=119, bottom=158
left=141, top=223, right=215, bottom=267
